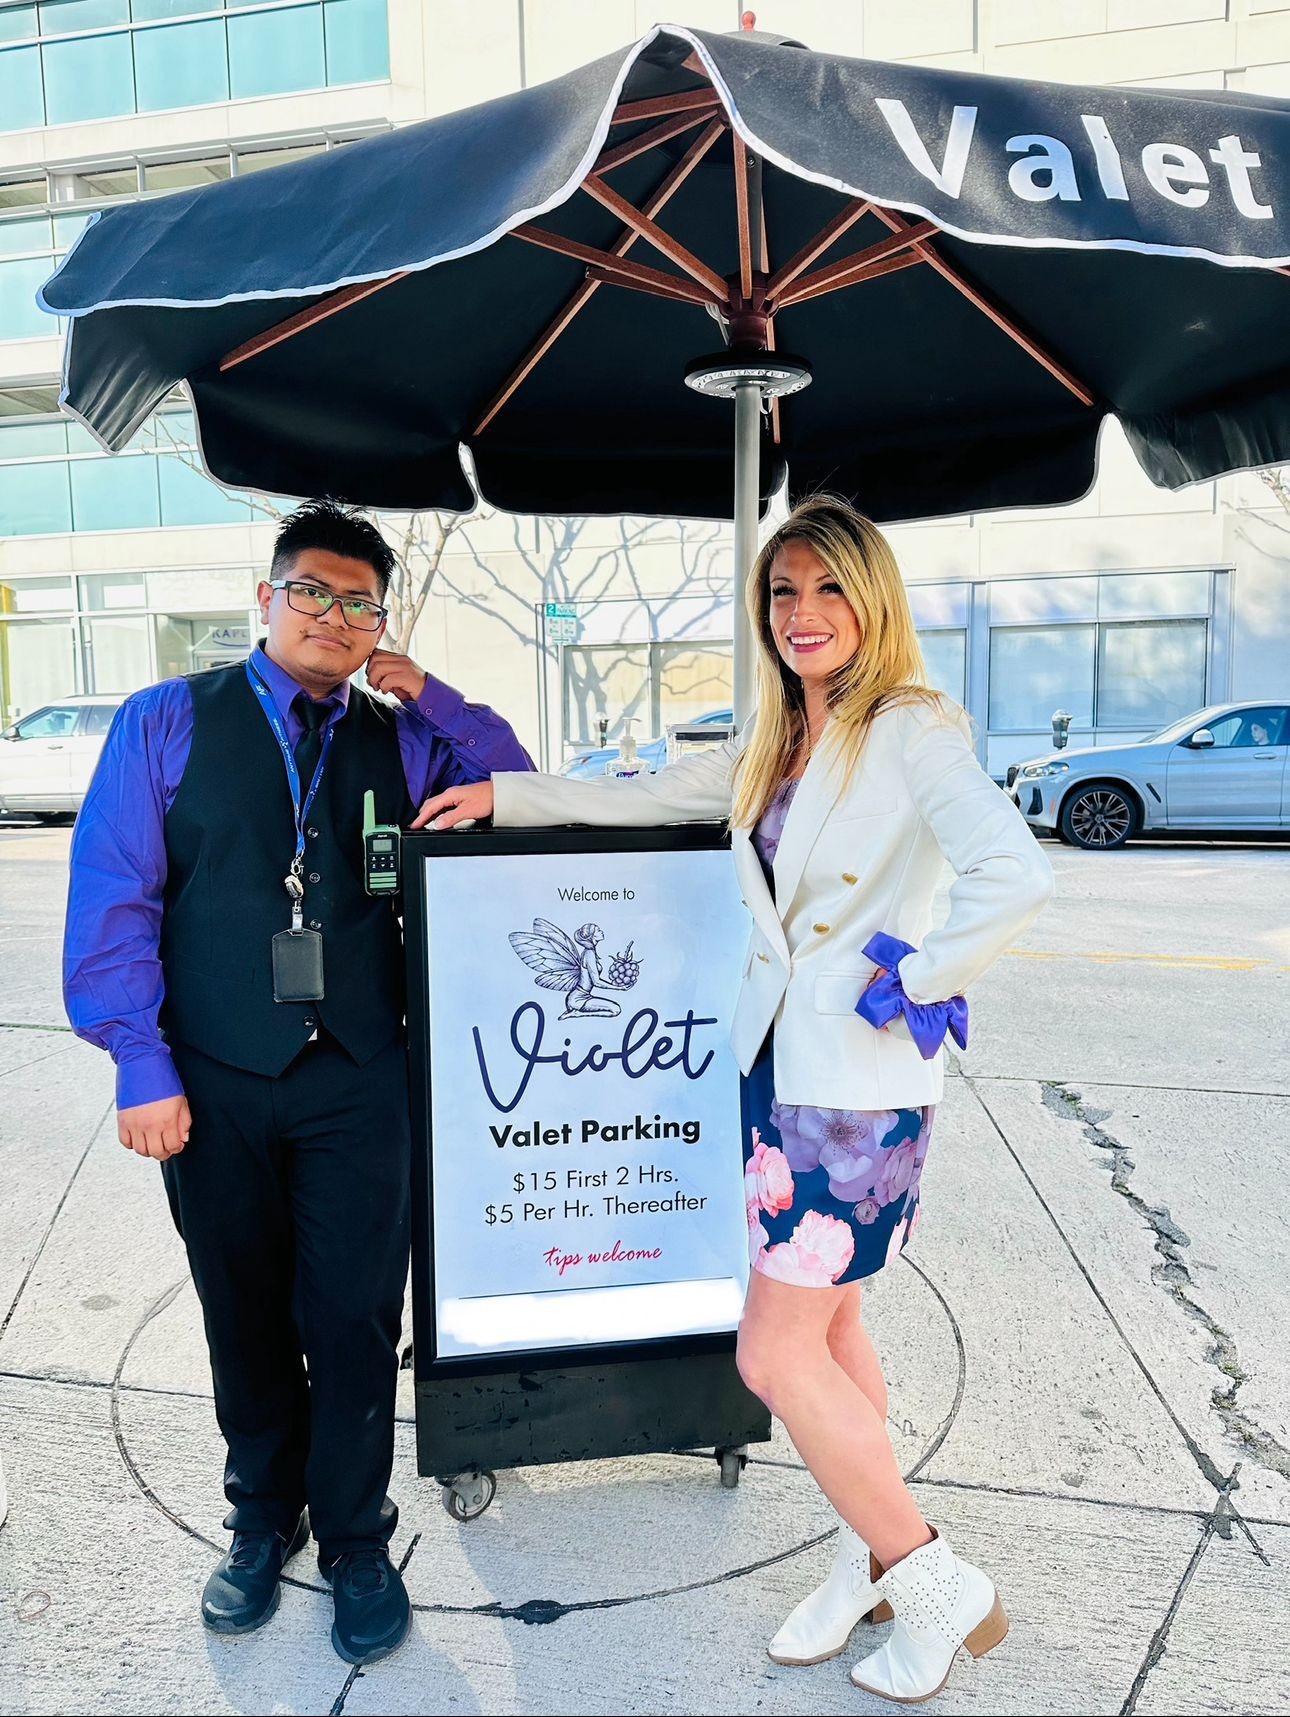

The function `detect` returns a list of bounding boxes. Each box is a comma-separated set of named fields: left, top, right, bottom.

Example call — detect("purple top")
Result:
left=752, top=775, right=799, bottom=880
left=64, top=645, right=532, bottom=1110
left=753, top=778, right=968, bottom=1063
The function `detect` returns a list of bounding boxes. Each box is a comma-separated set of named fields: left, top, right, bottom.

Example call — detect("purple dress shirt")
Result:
left=64, top=646, right=532, bottom=1110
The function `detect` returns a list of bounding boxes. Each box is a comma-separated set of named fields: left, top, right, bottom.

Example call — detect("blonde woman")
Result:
left=417, top=496, right=1053, bottom=1705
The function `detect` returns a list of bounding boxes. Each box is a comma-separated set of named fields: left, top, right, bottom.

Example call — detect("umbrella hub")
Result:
left=725, top=290, right=770, bottom=351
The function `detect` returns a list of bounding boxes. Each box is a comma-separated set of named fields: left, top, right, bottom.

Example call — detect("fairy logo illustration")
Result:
left=508, top=919, right=642, bottom=1020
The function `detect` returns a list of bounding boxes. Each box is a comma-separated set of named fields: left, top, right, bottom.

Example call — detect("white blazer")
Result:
left=493, top=700, right=1054, bottom=1111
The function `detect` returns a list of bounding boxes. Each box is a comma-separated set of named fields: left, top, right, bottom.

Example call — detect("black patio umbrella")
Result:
left=37, top=20, right=1290, bottom=705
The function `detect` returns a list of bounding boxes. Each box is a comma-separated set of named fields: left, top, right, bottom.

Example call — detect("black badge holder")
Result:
left=271, top=871, right=325, bottom=1001
left=363, top=788, right=402, bottom=897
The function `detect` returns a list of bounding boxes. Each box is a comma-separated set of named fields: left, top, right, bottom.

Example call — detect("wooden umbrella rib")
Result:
left=220, top=271, right=409, bottom=372
left=594, top=103, right=720, bottom=174
left=764, top=198, right=872, bottom=299
left=765, top=314, right=782, bottom=447
left=472, top=280, right=600, bottom=435
left=510, top=222, right=719, bottom=305
left=474, top=119, right=723, bottom=435
left=581, top=174, right=729, bottom=300
left=733, top=132, right=753, bottom=301
left=584, top=262, right=711, bottom=305
left=777, top=247, right=925, bottom=309
left=759, top=201, right=781, bottom=448
left=773, top=222, right=936, bottom=310
left=609, top=87, right=718, bottom=125
left=869, top=205, right=1096, bottom=407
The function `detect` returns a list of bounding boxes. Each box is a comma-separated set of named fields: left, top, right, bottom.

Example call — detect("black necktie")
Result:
left=293, top=697, right=328, bottom=784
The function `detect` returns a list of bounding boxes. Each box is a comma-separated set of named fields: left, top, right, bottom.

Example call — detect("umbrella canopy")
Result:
left=38, top=21, right=1290, bottom=524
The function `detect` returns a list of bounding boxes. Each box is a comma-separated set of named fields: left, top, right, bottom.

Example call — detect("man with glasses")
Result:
left=63, top=499, right=531, bottom=1665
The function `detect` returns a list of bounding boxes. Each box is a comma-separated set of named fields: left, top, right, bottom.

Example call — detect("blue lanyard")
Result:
left=245, top=658, right=336, bottom=878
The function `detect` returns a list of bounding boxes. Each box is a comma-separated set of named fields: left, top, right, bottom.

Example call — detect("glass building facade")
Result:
left=0, top=0, right=1279, bottom=764
left=0, top=0, right=387, bottom=131
left=0, top=123, right=385, bottom=724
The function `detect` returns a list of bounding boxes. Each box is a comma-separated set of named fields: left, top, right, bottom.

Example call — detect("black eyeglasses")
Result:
left=270, top=578, right=388, bottom=632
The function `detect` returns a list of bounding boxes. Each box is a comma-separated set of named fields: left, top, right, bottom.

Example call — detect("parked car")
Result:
left=561, top=708, right=735, bottom=779
left=0, top=695, right=124, bottom=819
left=1008, top=700, right=1290, bottom=849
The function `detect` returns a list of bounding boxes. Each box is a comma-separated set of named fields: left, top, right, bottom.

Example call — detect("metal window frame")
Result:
left=986, top=612, right=1212, bottom=735
left=0, top=563, right=258, bottom=714
left=0, top=3, right=390, bottom=136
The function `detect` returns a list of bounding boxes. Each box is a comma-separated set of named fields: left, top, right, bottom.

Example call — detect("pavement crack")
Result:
left=0, top=1098, right=112, bottom=1342
left=1043, top=1082, right=1290, bottom=1490
left=1120, top=1465, right=1242, bottom=1716
left=328, top=1665, right=363, bottom=1716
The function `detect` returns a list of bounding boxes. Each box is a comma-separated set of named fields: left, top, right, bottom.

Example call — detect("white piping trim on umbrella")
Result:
left=39, top=29, right=672, bottom=323
left=39, top=19, right=1290, bottom=476
left=40, top=18, right=1290, bottom=330
left=677, top=24, right=1290, bottom=273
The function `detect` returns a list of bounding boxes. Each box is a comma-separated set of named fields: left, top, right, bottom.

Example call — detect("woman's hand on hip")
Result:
left=862, top=966, right=890, bottom=1029
left=412, top=780, right=495, bottom=829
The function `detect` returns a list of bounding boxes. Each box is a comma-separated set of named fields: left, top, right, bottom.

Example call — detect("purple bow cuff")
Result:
left=854, top=932, right=969, bottom=1061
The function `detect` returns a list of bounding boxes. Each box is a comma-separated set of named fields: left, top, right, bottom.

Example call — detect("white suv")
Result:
left=0, top=695, right=124, bottom=818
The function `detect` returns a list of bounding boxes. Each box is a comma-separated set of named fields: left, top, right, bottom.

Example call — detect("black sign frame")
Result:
left=403, top=824, right=770, bottom=1483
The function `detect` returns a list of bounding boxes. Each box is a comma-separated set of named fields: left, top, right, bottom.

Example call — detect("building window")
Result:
left=1096, top=620, right=1207, bottom=729
left=0, top=407, right=265, bottom=533
left=1, top=133, right=384, bottom=343
left=988, top=617, right=1207, bottom=732
left=0, top=0, right=389, bottom=133
left=989, top=625, right=1096, bottom=730
left=0, top=616, right=76, bottom=720
left=917, top=629, right=966, bottom=704
left=0, top=565, right=259, bottom=720
left=80, top=611, right=150, bottom=691
left=562, top=640, right=733, bottom=751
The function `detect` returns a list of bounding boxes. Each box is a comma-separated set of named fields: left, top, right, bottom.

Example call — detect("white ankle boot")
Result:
left=850, top=1529, right=1007, bottom=1703
left=767, top=1524, right=893, bottom=1666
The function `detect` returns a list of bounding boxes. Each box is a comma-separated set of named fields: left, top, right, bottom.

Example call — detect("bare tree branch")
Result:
left=151, top=410, right=735, bottom=764
left=1257, top=467, right=1290, bottom=517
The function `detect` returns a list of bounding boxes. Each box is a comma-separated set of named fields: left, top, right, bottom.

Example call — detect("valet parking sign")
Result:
left=424, top=846, right=751, bottom=1360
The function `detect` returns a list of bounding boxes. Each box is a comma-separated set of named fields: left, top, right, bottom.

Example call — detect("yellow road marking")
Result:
left=1006, top=949, right=1281, bottom=972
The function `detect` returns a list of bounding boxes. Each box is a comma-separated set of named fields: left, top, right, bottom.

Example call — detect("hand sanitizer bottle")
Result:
left=608, top=718, right=644, bottom=779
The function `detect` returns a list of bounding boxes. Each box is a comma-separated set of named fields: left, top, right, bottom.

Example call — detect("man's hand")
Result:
left=411, top=781, right=495, bottom=830
left=366, top=648, right=428, bottom=705
left=118, top=1095, right=192, bottom=1160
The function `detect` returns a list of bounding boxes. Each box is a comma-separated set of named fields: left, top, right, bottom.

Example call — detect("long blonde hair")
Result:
left=731, top=495, right=942, bottom=829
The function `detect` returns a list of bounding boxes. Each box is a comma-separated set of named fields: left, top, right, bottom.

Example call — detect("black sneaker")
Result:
left=201, top=1512, right=309, bottom=1635
left=324, top=1547, right=412, bottom=1665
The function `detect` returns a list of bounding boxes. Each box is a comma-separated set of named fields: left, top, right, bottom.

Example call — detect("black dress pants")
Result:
left=161, top=1031, right=411, bottom=1562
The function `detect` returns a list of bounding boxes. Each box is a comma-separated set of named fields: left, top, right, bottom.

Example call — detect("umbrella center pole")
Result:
left=732, top=374, right=764, bottom=724
left=685, top=347, right=813, bottom=726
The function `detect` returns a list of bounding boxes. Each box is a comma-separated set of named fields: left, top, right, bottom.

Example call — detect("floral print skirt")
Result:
left=741, top=1035, right=933, bottom=1287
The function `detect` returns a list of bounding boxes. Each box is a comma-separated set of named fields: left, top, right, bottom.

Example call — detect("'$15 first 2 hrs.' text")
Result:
left=511, top=1166, right=675, bottom=1194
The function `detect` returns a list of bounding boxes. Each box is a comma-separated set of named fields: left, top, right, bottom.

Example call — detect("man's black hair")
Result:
left=271, top=498, right=397, bottom=598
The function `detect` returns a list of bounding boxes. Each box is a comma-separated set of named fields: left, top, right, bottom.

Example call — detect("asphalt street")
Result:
left=0, top=821, right=1287, bottom=1716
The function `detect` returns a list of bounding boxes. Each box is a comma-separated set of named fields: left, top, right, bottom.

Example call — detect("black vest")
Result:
left=159, top=660, right=414, bottom=1076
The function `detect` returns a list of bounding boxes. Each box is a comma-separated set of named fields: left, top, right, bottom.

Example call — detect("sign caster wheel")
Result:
left=716, top=1445, right=747, bottom=1489
left=441, top=1469, right=497, bottom=1522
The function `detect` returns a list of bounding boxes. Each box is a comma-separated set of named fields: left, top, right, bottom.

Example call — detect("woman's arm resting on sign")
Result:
left=412, top=780, right=494, bottom=829
left=413, top=736, right=741, bottom=833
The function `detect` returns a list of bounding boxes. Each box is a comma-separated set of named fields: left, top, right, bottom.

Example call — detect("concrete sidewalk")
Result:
left=1, top=826, right=1288, bottom=1715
